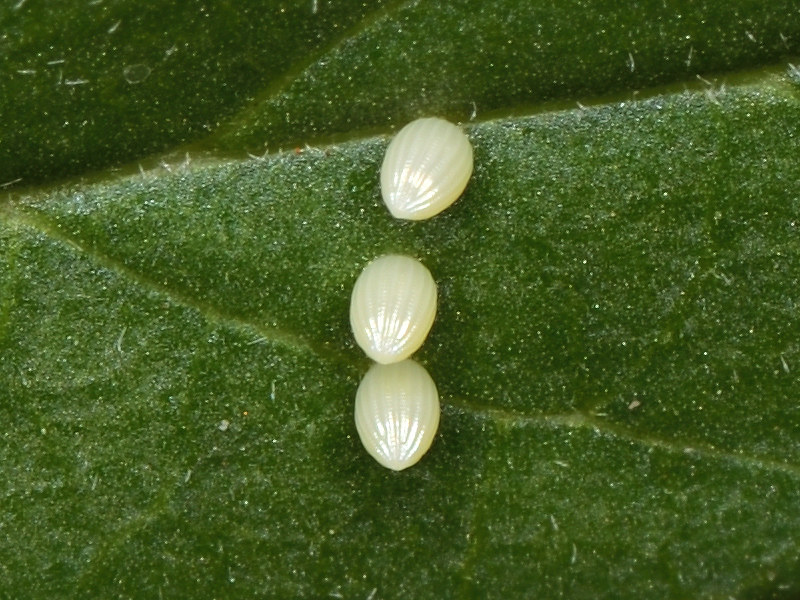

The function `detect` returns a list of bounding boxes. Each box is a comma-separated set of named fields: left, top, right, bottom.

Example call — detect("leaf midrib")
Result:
left=211, top=63, right=797, bottom=153
left=6, top=204, right=799, bottom=480
left=1, top=57, right=795, bottom=199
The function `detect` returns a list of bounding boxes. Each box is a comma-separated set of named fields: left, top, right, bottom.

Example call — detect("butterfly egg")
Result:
left=380, top=117, right=473, bottom=220
left=355, top=359, right=440, bottom=471
left=350, top=254, right=437, bottom=364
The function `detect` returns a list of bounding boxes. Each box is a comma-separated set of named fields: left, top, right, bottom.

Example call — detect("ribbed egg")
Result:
left=380, top=117, right=473, bottom=220
left=354, top=359, right=441, bottom=471
left=350, top=254, right=437, bottom=364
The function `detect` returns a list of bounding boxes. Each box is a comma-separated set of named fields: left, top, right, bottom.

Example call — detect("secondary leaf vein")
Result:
left=212, top=0, right=414, bottom=144
left=445, top=400, right=800, bottom=478
left=5, top=206, right=358, bottom=371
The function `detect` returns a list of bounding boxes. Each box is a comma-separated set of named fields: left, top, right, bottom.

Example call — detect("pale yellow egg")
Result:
left=349, top=254, right=437, bottom=364
left=380, top=117, right=473, bottom=220
left=354, top=359, right=441, bottom=471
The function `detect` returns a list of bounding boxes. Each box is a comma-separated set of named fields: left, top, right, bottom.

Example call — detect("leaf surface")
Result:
left=2, top=2, right=800, bottom=599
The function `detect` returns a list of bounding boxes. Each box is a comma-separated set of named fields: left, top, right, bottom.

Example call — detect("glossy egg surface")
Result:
left=354, top=359, right=441, bottom=471
left=350, top=254, right=437, bottom=364
left=380, top=117, right=473, bottom=220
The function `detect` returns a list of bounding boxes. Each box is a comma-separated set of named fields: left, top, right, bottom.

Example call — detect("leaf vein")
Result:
left=5, top=206, right=356, bottom=370
left=445, top=400, right=800, bottom=478
left=212, top=0, right=415, bottom=145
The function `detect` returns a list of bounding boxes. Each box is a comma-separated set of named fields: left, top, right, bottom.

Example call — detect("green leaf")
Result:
left=0, top=0, right=394, bottom=184
left=2, top=2, right=800, bottom=599
left=216, top=0, right=800, bottom=153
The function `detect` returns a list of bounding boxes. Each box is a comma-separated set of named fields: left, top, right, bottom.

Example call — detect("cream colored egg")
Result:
left=350, top=254, right=437, bottom=364
left=380, top=117, right=473, bottom=220
left=354, top=359, right=441, bottom=471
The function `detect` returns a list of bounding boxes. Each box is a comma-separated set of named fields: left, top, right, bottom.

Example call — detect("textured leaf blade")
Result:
left=3, top=80, right=800, bottom=598
left=0, top=0, right=394, bottom=184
